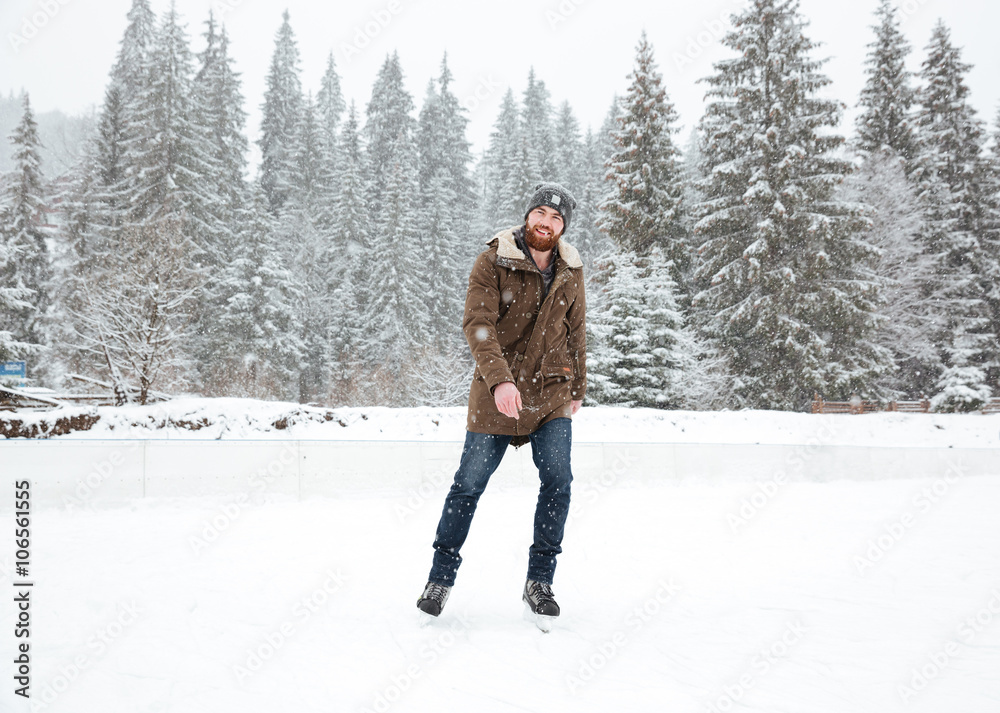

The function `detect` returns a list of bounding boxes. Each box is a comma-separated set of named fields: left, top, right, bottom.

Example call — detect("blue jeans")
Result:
left=428, top=418, right=574, bottom=587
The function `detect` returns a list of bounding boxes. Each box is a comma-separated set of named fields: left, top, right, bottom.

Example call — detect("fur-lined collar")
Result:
left=490, top=226, right=583, bottom=269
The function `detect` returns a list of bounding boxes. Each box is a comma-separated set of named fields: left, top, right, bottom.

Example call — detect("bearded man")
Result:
left=416, top=183, right=587, bottom=631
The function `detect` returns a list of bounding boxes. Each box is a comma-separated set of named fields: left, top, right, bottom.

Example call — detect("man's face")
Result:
left=525, top=205, right=564, bottom=252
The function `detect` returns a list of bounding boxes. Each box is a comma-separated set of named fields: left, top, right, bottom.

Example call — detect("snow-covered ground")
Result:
left=2, top=403, right=1000, bottom=712
left=3, top=397, right=1000, bottom=447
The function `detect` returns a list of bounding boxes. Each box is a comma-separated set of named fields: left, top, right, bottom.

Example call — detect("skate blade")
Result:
left=417, top=609, right=438, bottom=627
left=523, top=602, right=556, bottom=633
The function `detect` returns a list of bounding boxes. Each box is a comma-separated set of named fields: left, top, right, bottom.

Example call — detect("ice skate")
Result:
left=416, top=581, right=451, bottom=621
left=523, top=579, right=559, bottom=632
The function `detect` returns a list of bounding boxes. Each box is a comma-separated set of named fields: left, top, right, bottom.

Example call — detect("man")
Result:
left=416, top=183, right=586, bottom=627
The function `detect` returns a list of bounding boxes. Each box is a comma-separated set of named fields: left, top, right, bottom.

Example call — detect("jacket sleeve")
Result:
left=463, top=252, right=515, bottom=393
left=568, top=273, right=587, bottom=400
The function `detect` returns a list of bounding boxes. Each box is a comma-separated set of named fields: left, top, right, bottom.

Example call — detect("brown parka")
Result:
left=464, top=225, right=587, bottom=446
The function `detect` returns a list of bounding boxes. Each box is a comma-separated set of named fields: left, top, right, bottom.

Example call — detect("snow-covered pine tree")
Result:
left=194, top=15, right=248, bottom=260
left=359, top=147, right=425, bottom=401
left=599, top=32, right=688, bottom=289
left=855, top=0, right=917, bottom=160
left=676, top=127, right=733, bottom=409
left=314, top=52, right=346, bottom=233
left=911, top=22, right=999, bottom=411
left=643, top=249, right=730, bottom=410
left=416, top=56, right=473, bottom=210
left=317, top=52, right=346, bottom=142
left=551, top=100, right=609, bottom=263
left=361, top=53, right=426, bottom=400
left=0, top=101, right=43, bottom=364
left=325, top=102, right=368, bottom=403
left=112, top=0, right=157, bottom=92
left=289, top=92, right=323, bottom=214
left=992, top=106, right=1000, bottom=204
left=0, top=94, right=51, bottom=349
left=568, top=128, right=605, bottom=265
left=434, top=54, right=474, bottom=220
left=415, top=55, right=475, bottom=360
left=417, top=78, right=443, bottom=198
left=365, top=52, right=416, bottom=206
left=506, top=115, right=545, bottom=226
left=100, top=0, right=157, bottom=228
left=123, top=2, right=217, bottom=243
left=258, top=9, right=304, bottom=215
left=482, top=88, right=524, bottom=232
left=849, top=2, right=939, bottom=399
left=94, top=82, right=127, bottom=191
left=435, top=55, right=478, bottom=274
left=990, top=108, right=1000, bottom=388
left=276, top=91, right=335, bottom=402
left=408, top=176, right=470, bottom=406
left=573, top=97, right=622, bottom=267
left=477, top=74, right=554, bottom=238
left=693, top=0, right=891, bottom=411
left=844, top=2, right=934, bottom=399
left=72, top=0, right=156, bottom=262
left=586, top=247, right=694, bottom=408
left=49, top=139, right=108, bottom=379
left=843, top=150, right=938, bottom=397
left=483, top=72, right=553, bottom=227
left=992, top=107, right=1000, bottom=183
left=88, top=85, right=129, bottom=248
left=332, top=101, right=369, bottom=259
left=0, top=239, right=34, bottom=363
left=468, top=148, right=490, bottom=237
left=680, top=128, right=706, bottom=233
left=597, top=96, right=621, bottom=170
left=188, top=15, right=253, bottom=392
left=416, top=79, right=462, bottom=348
left=37, top=0, right=160, bottom=384
left=551, top=101, right=584, bottom=198
left=521, top=68, right=557, bottom=185
left=586, top=250, right=645, bottom=406
left=207, top=184, right=303, bottom=399
left=54, top=143, right=100, bottom=281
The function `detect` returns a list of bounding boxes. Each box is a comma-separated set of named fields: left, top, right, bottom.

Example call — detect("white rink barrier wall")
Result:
left=2, top=439, right=998, bottom=510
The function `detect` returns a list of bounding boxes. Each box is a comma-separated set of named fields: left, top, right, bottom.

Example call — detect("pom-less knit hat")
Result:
left=524, top=182, right=577, bottom=232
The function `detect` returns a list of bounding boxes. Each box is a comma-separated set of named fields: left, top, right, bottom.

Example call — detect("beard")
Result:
left=524, top=221, right=561, bottom=252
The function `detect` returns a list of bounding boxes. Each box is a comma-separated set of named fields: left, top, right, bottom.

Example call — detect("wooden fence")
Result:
left=812, top=394, right=1000, bottom=415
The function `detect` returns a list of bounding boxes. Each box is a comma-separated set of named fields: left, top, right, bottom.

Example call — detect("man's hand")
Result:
left=571, top=400, right=582, bottom=415
left=494, top=382, right=522, bottom=419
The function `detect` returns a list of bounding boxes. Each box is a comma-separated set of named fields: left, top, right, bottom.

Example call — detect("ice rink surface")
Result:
left=4, top=470, right=1000, bottom=713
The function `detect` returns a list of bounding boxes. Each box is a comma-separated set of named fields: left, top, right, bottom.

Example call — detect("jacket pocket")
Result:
left=540, top=361, right=574, bottom=381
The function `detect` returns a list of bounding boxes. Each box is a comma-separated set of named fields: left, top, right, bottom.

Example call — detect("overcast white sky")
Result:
left=2, top=0, right=999, bottom=170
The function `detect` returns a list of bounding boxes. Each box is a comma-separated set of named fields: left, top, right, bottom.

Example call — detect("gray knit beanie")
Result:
left=524, top=182, right=577, bottom=232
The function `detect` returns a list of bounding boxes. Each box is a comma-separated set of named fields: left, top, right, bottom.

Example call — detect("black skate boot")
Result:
left=523, top=579, right=559, bottom=631
left=416, top=581, right=451, bottom=618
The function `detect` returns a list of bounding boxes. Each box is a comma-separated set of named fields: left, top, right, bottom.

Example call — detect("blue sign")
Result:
left=1, top=361, right=27, bottom=380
